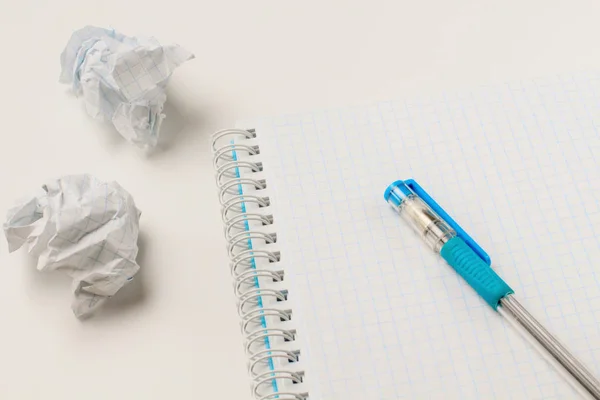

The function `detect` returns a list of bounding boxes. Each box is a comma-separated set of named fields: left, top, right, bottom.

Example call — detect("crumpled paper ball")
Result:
left=3, top=174, right=141, bottom=318
left=59, top=26, right=194, bottom=148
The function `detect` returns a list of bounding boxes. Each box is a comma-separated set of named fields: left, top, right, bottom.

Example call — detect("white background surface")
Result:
left=1, top=1, right=600, bottom=399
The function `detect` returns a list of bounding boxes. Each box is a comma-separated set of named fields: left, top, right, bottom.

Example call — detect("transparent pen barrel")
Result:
left=397, top=195, right=456, bottom=252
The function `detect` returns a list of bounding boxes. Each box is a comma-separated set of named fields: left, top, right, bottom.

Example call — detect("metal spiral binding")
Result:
left=212, top=129, right=309, bottom=400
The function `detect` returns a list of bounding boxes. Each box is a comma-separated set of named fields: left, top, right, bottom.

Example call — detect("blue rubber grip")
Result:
left=440, top=237, right=513, bottom=310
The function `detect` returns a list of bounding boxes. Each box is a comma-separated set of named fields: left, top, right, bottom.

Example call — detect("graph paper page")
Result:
left=251, top=74, right=600, bottom=399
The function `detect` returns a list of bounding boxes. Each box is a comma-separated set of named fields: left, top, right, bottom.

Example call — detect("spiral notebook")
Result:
left=211, top=73, right=600, bottom=400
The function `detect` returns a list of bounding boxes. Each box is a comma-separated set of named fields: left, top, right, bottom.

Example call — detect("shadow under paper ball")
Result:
left=146, top=91, right=207, bottom=157
left=24, top=252, right=71, bottom=298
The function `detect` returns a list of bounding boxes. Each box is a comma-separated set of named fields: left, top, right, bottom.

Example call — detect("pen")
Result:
left=384, top=179, right=600, bottom=399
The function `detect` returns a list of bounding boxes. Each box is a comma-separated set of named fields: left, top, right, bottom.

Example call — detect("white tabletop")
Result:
left=1, top=1, right=600, bottom=399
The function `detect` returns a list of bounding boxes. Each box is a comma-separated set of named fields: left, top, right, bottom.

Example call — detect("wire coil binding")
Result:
left=212, top=129, right=309, bottom=400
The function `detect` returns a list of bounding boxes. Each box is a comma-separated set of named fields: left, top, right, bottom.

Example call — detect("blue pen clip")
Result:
left=384, top=179, right=491, bottom=265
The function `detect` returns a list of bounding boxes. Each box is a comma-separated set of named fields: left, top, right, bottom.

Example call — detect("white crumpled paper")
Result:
left=3, top=175, right=141, bottom=318
left=59, top=26, right=194, bottom=148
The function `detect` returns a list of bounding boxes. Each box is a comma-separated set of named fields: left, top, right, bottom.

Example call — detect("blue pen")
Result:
left=385, top=179, right=600, bottom=399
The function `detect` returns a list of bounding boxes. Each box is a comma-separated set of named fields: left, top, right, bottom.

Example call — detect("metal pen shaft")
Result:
left=498, top=295, right=600, bottom=399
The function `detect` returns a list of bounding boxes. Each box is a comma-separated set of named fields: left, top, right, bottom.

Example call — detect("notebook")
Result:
left=211, top=73, right=600, bottom=400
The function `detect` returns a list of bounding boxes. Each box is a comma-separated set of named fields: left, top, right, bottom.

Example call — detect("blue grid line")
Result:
left=309, top=112, right=347, bottom=397
left=467, top=87, right=540, bottom=395
left=339, top=108, right=386, bottom=397
left=538, top=76, right=600, bottom=373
